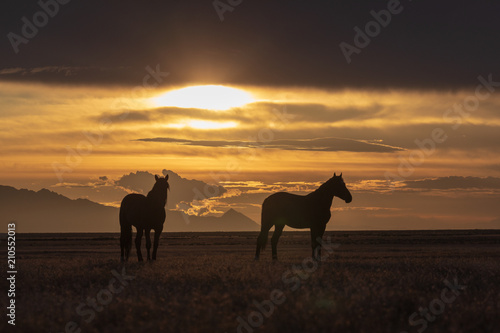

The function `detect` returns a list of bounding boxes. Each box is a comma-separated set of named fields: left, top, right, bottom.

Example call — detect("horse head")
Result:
left=149, top=174, right=170, bottom=205
left=331, top=172, right=352, bottom=203
left=154, top=174, right=170, bottom=191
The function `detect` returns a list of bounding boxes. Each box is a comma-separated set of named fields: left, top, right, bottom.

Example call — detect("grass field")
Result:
left=2, top=230, right=500, bottom=333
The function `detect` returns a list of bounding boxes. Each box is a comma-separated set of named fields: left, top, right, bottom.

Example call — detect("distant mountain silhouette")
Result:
left=0, top=185, right=117, bottom=232
left=166, top=208, right=260, bottom=232
left=0, top=186, right=259, bottom=233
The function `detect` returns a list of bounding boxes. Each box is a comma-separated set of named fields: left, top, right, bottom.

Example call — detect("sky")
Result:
left=1, top=0, right=500, bottom=230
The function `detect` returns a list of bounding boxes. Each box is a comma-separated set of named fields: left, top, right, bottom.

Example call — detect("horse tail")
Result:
left=119, top=207, right=132, bottom=260
left=255, top=197, right=276, bottom=260
left=257, top=206, right=272, bottom=251
left=257, top=226, right=269, bottom=251
left=121, top=223, right=132, bottom=246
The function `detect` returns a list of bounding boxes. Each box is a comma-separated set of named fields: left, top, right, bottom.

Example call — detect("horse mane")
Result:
left=147, top=181, right=169, bottom=205
left=308, top=178, right=338, bottom=207
left=312, top=178, right=335, bottom=195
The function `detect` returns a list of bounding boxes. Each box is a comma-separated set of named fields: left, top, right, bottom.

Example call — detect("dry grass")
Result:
left=3, top=230, right=500, bottom=332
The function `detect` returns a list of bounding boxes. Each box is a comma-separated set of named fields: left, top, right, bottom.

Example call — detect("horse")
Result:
left=255, top=173, right=352, bottom=261
left=119, top=174, right=170, bottom=262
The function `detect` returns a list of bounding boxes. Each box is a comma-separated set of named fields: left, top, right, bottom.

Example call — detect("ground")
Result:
left=2, top=230, right=500, bottom=333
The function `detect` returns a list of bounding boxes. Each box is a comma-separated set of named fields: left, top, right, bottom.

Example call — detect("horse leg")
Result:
left=125, top=230, right=132, bottom=261
left=135, top=228, right=144, bottom=261
left=255, top=222, right=273, bottom=260
left=145, top=229, right=152, bottom=261
left=311, top=224, right=326, bottom=261
left=152, top=228, right=162, bottom=260
left=271, top=224, right=285, bottom=260
left=120, top=231, right=125, bottom=262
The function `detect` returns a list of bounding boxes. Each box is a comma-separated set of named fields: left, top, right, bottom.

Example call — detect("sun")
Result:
left=152, top=85, right=255, bottom=110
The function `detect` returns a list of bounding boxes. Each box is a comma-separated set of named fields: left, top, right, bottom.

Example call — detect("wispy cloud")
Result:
left=404, top=176, right=500, bottom=190
left=97, top=111, right=152, bottom=123
left=135, top=137, right=404, bottom=153
left=0, top=66, right=86, bottom=77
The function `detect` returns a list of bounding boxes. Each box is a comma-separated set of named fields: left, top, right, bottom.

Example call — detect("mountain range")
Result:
left=0, top=185, right=259, bottom=233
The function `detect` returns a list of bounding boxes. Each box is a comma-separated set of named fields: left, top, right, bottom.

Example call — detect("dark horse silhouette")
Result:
left=255, top=173, right=352, bottom=261
left=119, top=174, right=169, bottom=261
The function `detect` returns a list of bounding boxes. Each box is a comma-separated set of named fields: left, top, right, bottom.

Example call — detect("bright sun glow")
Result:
left=166, top=120, right=238, bottom=130
left=152, top=85, right=255, bottom=110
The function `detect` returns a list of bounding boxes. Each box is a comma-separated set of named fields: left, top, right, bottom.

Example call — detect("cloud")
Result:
left=0, top=66, right=84, bottom=77
left=285, top=103, right=382, bottom=123
left=96, top=106, right=251, bottom=125
left=135, top=137, right=404, bottom=153
left=219, top=180, right=321, bottom=195
left=114, top=171, right=153, bottom=193
left=97, top=95, right=500, bottom=154
left=97, top=111, right=151, bottom=123
left=0, top=66, right=136, bottom=84
left=47, top=170, right=229, bottom=209
left=115, top=170, right=226, bottom=209
left=0, top=68, right=24, bottom=75
left=2, top=2, right=499, bottom=89
left=404, top=176, right=500, bottom=190
left=99, top=102, right=382, bottom=127
left=175, top=199, right=226, bottom=217
left=49, top=179, right=130, bottom=207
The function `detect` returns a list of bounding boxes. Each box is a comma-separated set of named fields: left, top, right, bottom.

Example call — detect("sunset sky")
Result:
left=1, top=0, right=499, bottom=230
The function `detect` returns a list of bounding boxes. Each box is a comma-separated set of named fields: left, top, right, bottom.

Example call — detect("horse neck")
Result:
left=147, top=188, right=167, bottom=206
left=310, top=183, right=336, bottom=207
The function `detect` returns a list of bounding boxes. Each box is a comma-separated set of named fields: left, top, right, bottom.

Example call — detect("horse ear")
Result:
left=155, top=175, right=159, bottom=181
left=340, top=172, right=342, bottom=177
left=334, top=172, right=336, bottom=177
left=165, top=174, right=169, bottom=180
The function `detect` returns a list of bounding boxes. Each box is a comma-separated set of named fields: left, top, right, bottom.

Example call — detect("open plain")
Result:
left=2, top=230, right=499, bottom=333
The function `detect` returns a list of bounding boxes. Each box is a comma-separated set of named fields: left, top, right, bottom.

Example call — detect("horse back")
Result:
left=120, top=193, right=166, bottom=229
left=120, top=193, right=147, bottom=227
left=262, top=192, right=331, bottom=228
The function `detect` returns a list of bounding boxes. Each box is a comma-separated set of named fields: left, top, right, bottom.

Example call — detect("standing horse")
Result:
left=255, top=173, right=352, bottom=261
left=120, top=174, right=169, bottom=261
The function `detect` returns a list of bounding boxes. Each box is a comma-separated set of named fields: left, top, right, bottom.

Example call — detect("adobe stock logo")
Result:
left=213, top=0, right=243, bottom=22
left=400, top=277, right=466, bottom=333
left=7, top=0, right=72, bottom=54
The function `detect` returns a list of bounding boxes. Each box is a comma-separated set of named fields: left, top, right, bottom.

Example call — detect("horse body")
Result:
left=120, top=174, right=169, bottom=261
left=255, top=173, right=352, bottom=261
left=262, top=192, right=333, bottom=229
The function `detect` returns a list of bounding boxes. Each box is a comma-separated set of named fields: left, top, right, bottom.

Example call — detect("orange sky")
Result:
left=1, top=80, right=500, bottom=229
